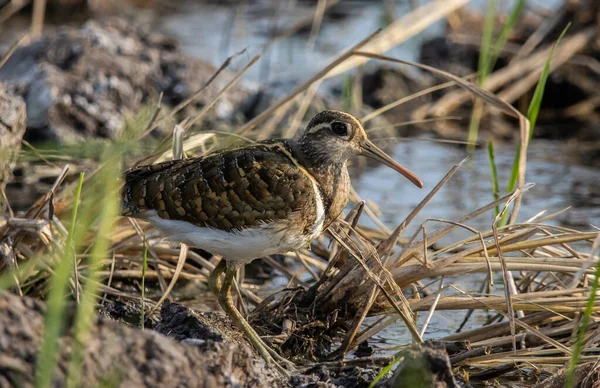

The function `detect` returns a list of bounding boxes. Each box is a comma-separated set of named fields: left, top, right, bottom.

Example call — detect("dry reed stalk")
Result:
left=148, top=243, right=188, bottom=316
left=30, top=0, right=46, bottom=38
left=237, top=30, right=382, bottom=136
left=139, top=49, right=248, bottom=140
left=93, top=270, right=204, bottom=281
left=409, top=294, right=597, bottom=312
left=0, top=0, right=29, bottom=24
left=324, top=0, right=473, bottom=78
left=185, top=56, right=261, bottom=132
left=0, top=34, right=30, bottom=70
left=305, top=0, right=327, bottom=52
left=362, top=78, right=474, bottom=124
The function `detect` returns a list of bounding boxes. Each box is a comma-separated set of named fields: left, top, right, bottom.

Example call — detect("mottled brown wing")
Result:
left=121, top=142, right=318, bottom=232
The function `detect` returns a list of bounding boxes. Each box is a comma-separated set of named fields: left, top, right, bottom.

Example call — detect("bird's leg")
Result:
left=218, top=262, right=296, bottom=376
left=207, top=259, right=226, bottom=295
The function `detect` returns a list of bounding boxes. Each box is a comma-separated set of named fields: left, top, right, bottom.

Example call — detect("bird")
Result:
left=120, top=110, right=423, bottom=375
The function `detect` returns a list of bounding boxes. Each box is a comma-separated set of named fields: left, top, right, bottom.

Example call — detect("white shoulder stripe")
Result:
left=273, top=144, right=325, bottom=239
left=308, top=178, right=325, bottom=239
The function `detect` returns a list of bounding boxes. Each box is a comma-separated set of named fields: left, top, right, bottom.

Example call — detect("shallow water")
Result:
left=158, top=0, right=440, bottom=84
left=356, top=139, right=600, bottom=234
left=158, top=0, right=562, bottom=84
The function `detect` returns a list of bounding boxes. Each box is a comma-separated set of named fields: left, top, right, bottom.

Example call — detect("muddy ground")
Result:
left=0, top=291, right=396, bottom=387
left=0, top=291, right=286, bottom=387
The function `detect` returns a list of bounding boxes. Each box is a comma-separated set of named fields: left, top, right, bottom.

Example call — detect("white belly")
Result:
left=140, top=210, right=317, bottom=263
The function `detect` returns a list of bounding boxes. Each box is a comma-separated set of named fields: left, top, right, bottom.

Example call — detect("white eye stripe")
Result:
left=306, top=122, right=332, bottom=134
left=306, top=122, right=355, bottom=137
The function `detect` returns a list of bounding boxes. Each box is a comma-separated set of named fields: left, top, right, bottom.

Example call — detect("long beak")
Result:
left=360, top=140, right=423, bottom=188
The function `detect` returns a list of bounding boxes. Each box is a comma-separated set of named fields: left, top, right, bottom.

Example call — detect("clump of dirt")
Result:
left=99, top=299, right=158, bottom=328
left=154, top=301, right=223, bottom=342
left=150, top=300, right=387, bottom=388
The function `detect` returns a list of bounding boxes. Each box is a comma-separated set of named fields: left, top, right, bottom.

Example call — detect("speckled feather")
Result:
left=121, top=141, right=322, bottom=235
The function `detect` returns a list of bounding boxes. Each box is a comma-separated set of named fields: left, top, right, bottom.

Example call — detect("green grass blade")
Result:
left=368, top=355, right=402, bottom=388
left=341, top=75, right=354, bottom=112
left=66, top=157, right=120, bottom=388
left=487, top=141, right=500, bottom=218
left=566, top=250, right=600, bottom=387
left=477, top=0, right=497, bottom=85
left=468, top=0, right=525, bottom=153
left=488, top=0, right=525, bottom=72
left=141, top=240, right=148, bottom=329
left=500, top=23, right=571, bottom=226
left=505, top=143, right=522, bottom=194
left=526, top=23, right=571, bottom=134
left=467, top=0, right=497, bottom=153
left=466, top=101, right=484, bottom=153
left=35, top=173, right=85, bottom=388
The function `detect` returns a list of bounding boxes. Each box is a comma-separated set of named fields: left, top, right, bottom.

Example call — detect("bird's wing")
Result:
left=121, top=142, right=320, bottom=232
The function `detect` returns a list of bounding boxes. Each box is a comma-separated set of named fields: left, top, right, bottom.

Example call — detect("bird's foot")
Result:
left=250, top=336, right=296, bottom=377
left=263, top=343, right=296, bottom=373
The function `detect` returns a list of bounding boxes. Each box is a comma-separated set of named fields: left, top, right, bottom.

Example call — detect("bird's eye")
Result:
left=330, top=122, right=348, bottom=136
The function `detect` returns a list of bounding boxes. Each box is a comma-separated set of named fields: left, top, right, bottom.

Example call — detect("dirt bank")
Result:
left=0, top=291, right=286, bottom=387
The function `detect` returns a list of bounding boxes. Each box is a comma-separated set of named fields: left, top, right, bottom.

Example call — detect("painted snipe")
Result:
left=121, top=110, right=423, bottom=374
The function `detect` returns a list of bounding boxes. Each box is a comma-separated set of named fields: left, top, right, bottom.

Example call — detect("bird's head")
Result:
left=299, top=110, right=423, bottom=188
